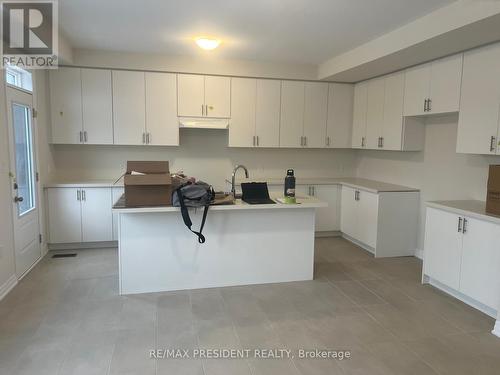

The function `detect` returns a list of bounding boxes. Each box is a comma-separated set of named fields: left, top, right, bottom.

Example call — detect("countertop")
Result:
left=426, top=200, right=500, bottom=225
left=113, top=193, right=327, bottom=213
left=228, top=177, right=419, bottom=193
left=46, top=177, right=419, bottom=194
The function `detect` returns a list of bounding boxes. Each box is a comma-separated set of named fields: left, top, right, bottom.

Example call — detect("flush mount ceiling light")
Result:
left=195, top=37, right=221, bottom=50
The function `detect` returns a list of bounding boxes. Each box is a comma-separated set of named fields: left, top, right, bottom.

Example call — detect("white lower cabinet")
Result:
left=340, top=186, right=418, bottom=257
left=303, top=185, right=340, bottom=232
left=424, top=206, right=500, bottom=313
left=47, top=187, right=113, bottom=244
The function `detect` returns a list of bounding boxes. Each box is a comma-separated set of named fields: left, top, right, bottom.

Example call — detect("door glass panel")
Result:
left=12, top=103, right=35, bottom=216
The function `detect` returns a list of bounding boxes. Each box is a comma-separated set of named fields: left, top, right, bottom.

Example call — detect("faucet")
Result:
left=231, top=165, right=249, bottom=198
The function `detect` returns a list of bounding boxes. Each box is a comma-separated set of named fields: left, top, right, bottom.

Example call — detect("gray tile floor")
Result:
left=0, top=237, right=499, bottom=375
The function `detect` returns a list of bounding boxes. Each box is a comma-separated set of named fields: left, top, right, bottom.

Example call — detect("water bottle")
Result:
left=284, top=169, right=296, bottom=204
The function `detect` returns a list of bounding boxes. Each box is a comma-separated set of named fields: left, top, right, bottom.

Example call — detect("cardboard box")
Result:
left=486, top=165, right=500, bottom=216
left=124, top=161, right=174, bottom=207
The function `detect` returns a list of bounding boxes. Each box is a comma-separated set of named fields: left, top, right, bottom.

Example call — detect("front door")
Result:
left=6, top=86, right=41, bottom=278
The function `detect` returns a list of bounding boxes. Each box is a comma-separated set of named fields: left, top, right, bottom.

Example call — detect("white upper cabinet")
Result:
left=255, top=79, right=280, bottom=148
left=177, top=74, right=230, bottom=118
left=403, top=63, right=431, bottom=117
left=403, top=54, right=462, bottom=116
left=177, top=74, right=205, bottom=117
left=280, top=81, right=305, bottom=148
left=326, top=83, right=353, bottom=148
left=382, top=72, right=405, bottom=150
left=229, top=77, right=257, bottom=147
left=303, top=82, right=328, bottom=148
left=205, top=76, right=231, bottom=118
left=49, top=67, right=83, bottom=144
left=112, top=70, right=146, bottom=145
left=81, top=69, right=113, bottom=145
left=351, top=82, right=368, bottom=149
left=145, top=72, right=179, bottom=146
left=457, top=43, right=500, bottom=155
left=365, top=77, right=385, bottom=150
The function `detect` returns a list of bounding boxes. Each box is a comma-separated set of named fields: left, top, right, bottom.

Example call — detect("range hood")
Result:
left=179, top=117, right=229, bottom=129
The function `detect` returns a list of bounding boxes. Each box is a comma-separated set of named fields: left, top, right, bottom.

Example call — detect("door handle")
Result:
left=146, top=132, right=151, bottom=144
left=84, top=131, right=88, bottom=143
left=303, top=136, right=307, bottom=146
left=462, top=218, right=468, bottom=234
left=361, top=137, right=366, bottom=147
left=14, top=196, right=23, bottom=203
left=458, top=217, right=462, bottom=232
left=326, top=136, right=330, bottom=146
left=380, top=137, right=384, bottom=148
left=142, top=132, right=146, bottom=144
left=490, top=136, right=496, bottom=152
left=79, top=131, right=83, bottom=143
left=77, top=190, right=81, bottom=201
left=427, top=98, right=432, bottom=112
left=82, top=190, right=86, bottom=201
left=300, top=136, right=304, bottom=146
left=201, top=104, right=204, bottom=116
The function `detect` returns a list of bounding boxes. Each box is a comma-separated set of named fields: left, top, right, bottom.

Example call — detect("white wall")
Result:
left=0, top=74, right=17, bottom=291
left=50, top=130, right=357, bottom=191
left=355, top=115, right=500, bottom=252
left=72, top=48, right=318, bottom=80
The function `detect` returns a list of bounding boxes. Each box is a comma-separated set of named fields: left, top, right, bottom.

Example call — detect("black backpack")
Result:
left=172, top=181, right=214, bottom=243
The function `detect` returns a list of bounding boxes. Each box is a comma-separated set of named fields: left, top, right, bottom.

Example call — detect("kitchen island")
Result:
left=113, top=195, right=326, bottom=294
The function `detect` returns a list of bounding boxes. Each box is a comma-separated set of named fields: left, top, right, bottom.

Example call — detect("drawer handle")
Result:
left=458, top=217, right=462, bottom=232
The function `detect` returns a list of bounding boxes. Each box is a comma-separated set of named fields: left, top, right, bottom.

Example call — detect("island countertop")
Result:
left=113, top=194, right=327, bottom=213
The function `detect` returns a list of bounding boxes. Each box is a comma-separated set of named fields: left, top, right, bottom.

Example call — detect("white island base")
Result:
left=115, top=197, right=325, bottom=295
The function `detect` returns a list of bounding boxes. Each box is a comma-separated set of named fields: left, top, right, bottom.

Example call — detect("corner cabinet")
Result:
left=177, top=74, right=230, bottom=118
left=340, top=186, right=419, bottom=257
left=47, top=187, right=113, bottom=244
left=423, top=205, right=500, bottom=316
left=352, top=73, right=424, bottom=151
left=456, top=43, right=500, bottom=155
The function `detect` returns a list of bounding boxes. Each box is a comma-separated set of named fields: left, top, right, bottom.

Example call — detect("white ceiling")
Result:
left=60, top=0, right=455, bottom=65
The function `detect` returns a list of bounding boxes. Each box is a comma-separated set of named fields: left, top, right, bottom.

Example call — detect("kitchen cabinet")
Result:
left=403, top=54, right=462, bottom=116
left=351, top=82, right=368, bottom=148
left=280, top=81, right=329, bottom=148
left=423, top=207, right=463, bottom=290
left=340, top=186, right=378, bottom=248
left=47, top=188, right=82, bottom=243
left=365, top=77, right=385, bottom=149
left=280, top=81, right=305, bottom=148
left=305, top=185, right=340, bottom=232
left=229, top=78, right=281, bottom=148
left=81, top=188, right=113, bottom=242
left=49, top=68, right=83, bottom=144
left=47, top=187, right=113, bottom=244
left=423, top=205, right=500, bottom=313
left=145, top=72, right=179, bottom=146
left=81, top=68, right=113, bottom=144
left=177, top=74, right=230, bottom=118
left=326, top=83, right=354, bottom=148
left=229, top=78, right=257, bottom=147
left=351, top=73, right=424, bottom=151
left=112, top=70, right=146, bottom=145
left=303, top=82, right=328, bottom=148
left=456, top=43, right=500, bottom=155
left=340, top=186, right=419, bottom=257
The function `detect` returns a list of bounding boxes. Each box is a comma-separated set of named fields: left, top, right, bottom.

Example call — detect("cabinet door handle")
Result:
left=427, top=98, right=432, bottom=112
left=84, top=131, right=88, bottom=143
left=300, top=136, right=303, bottom=146
left=79, top=131, right=83, bottom=143
left=256, top=136, right=259, bottom=146
left=380, top=137, right=384, bottom=148
left=82, top=190, right=86, bottom=201
left=361, top=137, right=365, bottom=147
left=304, top=136, right=307, bottom=146
left=77, top=190, right=81, bottom=201
left=147, top=132, right=151, bottom=144
left=253, top=136, right=256, bottom=146
left=201, top=104, right=204, bottom=116
left=326, top=136, right=330, bottom=146
left=142, top=132, right=146, bottom=144
left=462, top=218, right=468, bottom=234
left=490, top=136, right=496, bottom=152
left=458, top=217, right=462, bottom=232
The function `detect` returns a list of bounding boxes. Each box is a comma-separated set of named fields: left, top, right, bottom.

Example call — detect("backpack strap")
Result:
left=176, top=187, right=209, bottom=244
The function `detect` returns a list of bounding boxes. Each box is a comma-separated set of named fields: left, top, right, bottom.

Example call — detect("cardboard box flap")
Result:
left=126, top=161, right=169, bottom=174
left=124, top=173, right=172, bottom=186
left=488, top=165, right=500, bottom=188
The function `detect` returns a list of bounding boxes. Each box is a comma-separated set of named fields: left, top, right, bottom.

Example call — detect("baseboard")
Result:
left=0, top=274, right=18, bottom=301
left=48, top=241, right=118, bottom=251
left=18, top=254, right=44, bottom=281
left=315, top=230, right=341, bottom=238
left=414, top=248, right=423, bottom=259
left=341, top=234, right=375, bottom=255
left=492, top=321, right=500, bottom=338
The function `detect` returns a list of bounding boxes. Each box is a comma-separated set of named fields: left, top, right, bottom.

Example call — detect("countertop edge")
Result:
left=426, top=201, right=500, bottom=225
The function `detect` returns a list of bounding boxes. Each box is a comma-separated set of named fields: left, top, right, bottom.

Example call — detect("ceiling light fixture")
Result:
left=195, top=37, right=221, bottom=50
